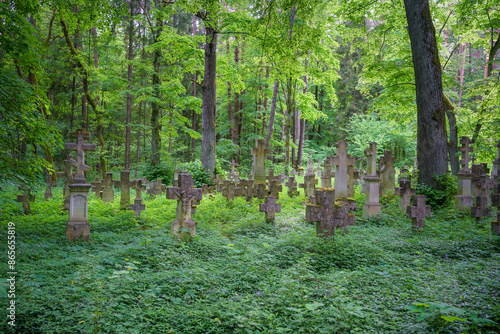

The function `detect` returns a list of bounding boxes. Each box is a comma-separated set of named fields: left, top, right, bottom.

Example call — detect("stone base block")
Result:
left=363, top=203, right=381, bottom=217
left=455, top=195, right=473, bottom=209
left=64, top=198, right=70, bottom=211
left=492, top=221, right=500, bottom=235
left=171, top=219, right=196, bottom=241
left=66, top=221, right=90, bottom=241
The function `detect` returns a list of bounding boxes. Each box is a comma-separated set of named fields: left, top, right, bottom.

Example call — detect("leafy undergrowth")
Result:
left=0, top=184, right=499, bottom=333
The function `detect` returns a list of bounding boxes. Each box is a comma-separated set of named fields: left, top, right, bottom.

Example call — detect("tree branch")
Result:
left=438, top=10, right=453, bottom=37
left=442, top=42, right=460, bottom=71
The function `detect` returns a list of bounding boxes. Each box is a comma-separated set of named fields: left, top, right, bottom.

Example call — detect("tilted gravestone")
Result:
left=114, top=170, right=135, bottom=210
left=321, top=160, right=334, bottom=188
left=251, top=139, right=269, bottom=185
left=101, top=173, right=115, bottom=203
left=299, top=174, right=318, bottom=201
left=378, top=150, right=396, bottom=196
left=221, top=180, right=236, bottom=202
left=455, top=136, right=474, bottom=209
left=17, top=186, right=35, bottom=214
left=362, top=142, right=381, bottom=217
left=44, top=170, right=58, bottom=200
left=238, top=179, right=254, bottom=202
left=259, top=196, right=281, bottom=223
left=90, top=176, right=103, bottom=199
left=63, top=129, right=96, bottom=241
left=147, top=178, right=165, bottom=198
left=306, top=189, right=355, bottom=238
left=130, top=179, right=147, bottom=218
left=331, top=140, right=356, bottom=199
left=286, top=176, right=300, bottom=197
left=491, top=183, right=500, bottom=234
left=406, top=195, right=431, bottom=231
left=268, top=180, right=283, bottom=199
left=395, top=179, right=415, bottom=210
left=166, top=172, right=203, bottom=240
left=492, top=140, right=500, bottom=181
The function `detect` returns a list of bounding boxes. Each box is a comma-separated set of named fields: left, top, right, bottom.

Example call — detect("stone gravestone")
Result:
left=395, top=179, right=415, bottom=210
left=44, top=170, right=58, bottom=200
left=101, top=173, right=115, bottom=203
left=378, top=150, right=396, bottom=196
left=58, top=155, right=74, bottom=210
left=114, top=170, right=135, bottom=210
left=286, top=176, right=300, bottom=197
left=202, top=184, right=215, bottom=195
left=306, top=189, right=355, bottom=238
left=321, top=160, right=334, bottom=188
left=90, top=176, right=103, bottom=199
left=266, top=168, right=277, bottom=188
left=406, top=195, right=431, bottom=231
left=455, top=136, right=474, bottom=209
left=147, top=178, right=165, bottom=198
left=17, top=186, right=35, bottom=214
left=362, top=142, right=382, bottom=217
left=130, top=179, right=146, bottom=218
left=306, top=151, right=315, bottom=176
left=259, top=196, right=281, bottom=223
left=299, top=174, right=318, bottom=200
left=251, top=139, right=269, bottom=185
left=166, top=172, right=203, bottom=240
left=347, top=165, right=355, bottom=198
left=253, top=183, right=267, bottom=200
left=268, top=180, right=283, bottom=199
left=492, top=140, right=500, bottom=181
left=471, top=163, right=488, bottom=198
left=331, top=140, right=356, bottom=199
left=316, top=158, right=322, bottom=179
left=239, top=179, right=254, bottom=202
left=471, top=196, right=491, bottom=224
left=213, top=174, right=223, bottom=192
left=491, top=183, right=500, bottom=234
left=228, top=160, right=240, bottom=183
left=221, top=180, right=236, bottom=202
left=63, top=129, right=96, bottom=241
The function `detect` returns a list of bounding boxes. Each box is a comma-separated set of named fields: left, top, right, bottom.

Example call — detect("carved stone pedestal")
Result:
left=67, top=183, right=92, bottom=241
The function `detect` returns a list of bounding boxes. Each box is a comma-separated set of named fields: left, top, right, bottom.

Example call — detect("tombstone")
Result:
left=491, top=183, right=500, bottom=234
left=253, top=183, right=267, bottom=200
left=90, top=176, right=103, bottom=199
left=455, top=137, right=474, bottom=209
left=278, top=172, right=287, bottom=184
left=331, top=140, right=356, bottom=199
left=228, top=160, right=240, bottom=183
left=378, top=150, right=396, bottom=196
left=114, top=170, right=135, bottom=210
left=306, top=189, right=355, bottom=238
left=362, top=142, right=381, bottom=217
left=347, top=165, right=355, bottom=198
left=147, top=178, right=165, bottom=198
left=286, top=176, right=300, bottom=197
left=399, top=165, right=410, bottom=181
left=166, top=172, right=203, bottom=240
left=305, top=151, right=315, bottom=176
left=492, top=140, right=500, bottom=181
left=251, top=139, right=269, bottom=185
left=130, top=179, right=146, bottom=218
left=99, top=173, right=114, bottom=203
left=44, top=171, right=58, bottom=200
left=354, top=157, right=364, bottom=186
left=406, top=195, right=431, bottom=231
left=471, top=196, right=491, bottom=224
left=316, top=158, right=322, bottom=179
left=268, top=180, right=283, bottom=199
left=221, top=180, right=236, bottom=202
left=299, top=174, right=318, bottom=200
left=259, top=196, right=281, bottom=223
left=17, top=186, right=35, bottom=214
left=63, top=129, right=96, bottom=184
left=297, top=167, right=304, bottom=177
left=213, top=174, right=223, bottom=192
left=59, top=156, right=75, bottom=210
left=202, top=184, right=215, bottom=195
left=395, top=179, right=415, bottom=210
left=238, top=179, right=254, bottom=202
left=321, top=160, right=334, bottom=188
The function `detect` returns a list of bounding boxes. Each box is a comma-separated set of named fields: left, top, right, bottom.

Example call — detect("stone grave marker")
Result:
left=286, top=176, right=300, bottom=197
left=114, top=170, right=135, bottom=210
left=63, top=129, right=96, bottom=184
left=259, top=196, right=281, bottom=223
left=44, top=170, right=58, bottom=200
left=221, top=180, right=236, bottom=202
left=147, top=178, right=165, bottom=198
left=90, top=176, right=103, bottom=199
left=166, top=172, right=203, bottom=240
left=406, top=195, right=431, bottom=231
left=492, top=140, right=500, bottom=181
left=228, top=160, right=240, bottom=183
left=331, top=140, right=356, bottom=199
left=101, top=173, right=115, bottom=203
left=306, top=151, right=315, bottom=176
left=491, top=183, right=500, bottom=234
left=395, top=179, right=415, bottom=210
left=213, top=174, right=223, bottom=192
left=251, top=139, right=269, bottom=185
left=202, top=184, right=215, bottom=195
left=130, top=179, right=146, bottom=218
left=316, top=158, right=322, bottom=179
left=17, top=186, right=35, bottom=214
left=268, top=180, right=283, bottom=199
left=471, top=196, right=491, bottom=224
left=238, top=179, right=254, bottom=202
left=362, top=142, right=381, bottom=217
left=253, top=183, right=267, bottom=200
left=299, top=174, right=318, bottom=200
left=347, top=165, right=355, bottom=198
left=297, top=167, right=304, bottom=177
left=378, top=150, right=396, bottom=196
left=321, top=160, right=334, bottom=188
left=455, top=137, right=475, bottom=209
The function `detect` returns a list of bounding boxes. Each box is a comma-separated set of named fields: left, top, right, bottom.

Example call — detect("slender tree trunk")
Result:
left=444, top=94, right=458, bottom=174
left=404, top=0, right=448, bottom=188
left=125, top=3, right=134, bottom=170
left=81, top=95, right=87, bottom=129
left=135, top=101, right=141, bottom=177
left=191, top=15, right=197, bottom=159
left=150, top=0, right=163, bottom=167
left=458, top=42, right=467, bottom=106
left=233, top=37, right=239, bottom=146
left=70, top=75, right=76, bottom=131
left=265, top=81, right=279, bottom=149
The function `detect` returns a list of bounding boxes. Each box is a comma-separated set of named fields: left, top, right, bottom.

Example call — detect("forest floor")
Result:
left=0, top=181, right=499, bottom=333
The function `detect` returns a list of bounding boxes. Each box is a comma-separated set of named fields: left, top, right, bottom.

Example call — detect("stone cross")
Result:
left=266, top=168, right=276, bottom=187
left=202, top=184, right=215, bottom=195
left=253, top=183, right=267, bottom=199
left=491, top=183, right=500, bottom=234
left=90, top=176, right=104, bottom=199
left=492, top=140, right=500, bottom=180
left=239, top=179, right=254, bottom=202
left=362, top=142, right=381, bottom=217
left=364, top=142, right=378, bottom=177
left=471, top=164, right=488, bottom=198
left=213, top=174, right=223, bottom=192
left=331, top=140, right=356, bottom=199
left=44, top=170, right=58, bottom=200
left=268, top=180, right=283, bottom=199
left=17, top=186, right=35, bottom=214
left=251, top=139, right=269, bottom=185
left=395, top=179, right=415, bottom=210
left=101, top=173, right=116, bottom=203
left=471, top=196, right=491, bottom=224
left=306, top=151, right=315, bottom=175
left=166, top=172, right=203, bottom=240
left=286, top=176, right=300, bottom=197
left=378, top=150, right=396, bottom=196
left=147, top=178, right=165, bottom=198
left=228, top=160, right=240, bottom=183
left=63, top=129, right=96, bottom=184
left=458, top=136, right=473, bottom=173
left=406, top=195, right=431, bottom=231
left=114, top=170, right=136, bottom=210
left=60, top=156, right=75, bottom=210
left=221, top=180, right=236, bottom=202
left=399, top=165, right=410, bottom=181
left=259, top=196, right=281, bottom=223
left=130, top=180, right=146, bottom=218
left=321, top=160, right=334, bottom=188
left=316, top=158, right=322, bottom=179
left=299, top=174, right=318, bottom=199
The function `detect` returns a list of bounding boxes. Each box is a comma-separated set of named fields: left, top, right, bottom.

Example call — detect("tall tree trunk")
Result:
left=191, top=15, right=197, bottom=159
left=81, top=95, right=87, bottom=129
left=135, top=101, right=141, bottom=177
left=125, top=3, right=134, bottom=170
left=265, top=81, right=279, bottom=149
left=70, top=74, right=76, bottom=132
left=458, top=42, right=468, bottom=106
left=150, top=0, right=163, bottom=167
left=201, top=21, right=217, bottom=178
left=404, top=0, right=448, bottom=189
left=233, top=37, right=239, bottom=146
left=444, top=94, right=458, bottom=174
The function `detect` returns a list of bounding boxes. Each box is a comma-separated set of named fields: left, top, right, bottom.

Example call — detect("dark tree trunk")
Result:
left=135, top=101, right=141, bottom=177
left=70, top=75, right=76, bottom=131
left=125, top=3, right=134, bottom=170
left=404, top=0, right=448, bottom=188
left=81, top=94, right=87, bottom=129
left=191, top=15, right=197, bottom=159
left=150, top=0, right=163, bottom=167
left=444, top=94, right=458, bottom=174
left=265, top=81, right=279, bottom=149
left=233, top=37, right=239, bottom=146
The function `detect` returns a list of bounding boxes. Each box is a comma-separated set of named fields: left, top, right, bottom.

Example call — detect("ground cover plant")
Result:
left=1, top=183, right=499, bottom=333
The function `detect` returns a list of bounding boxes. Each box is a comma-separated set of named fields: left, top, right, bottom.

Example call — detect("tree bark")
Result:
left=191, top=15, right=197, bottom=159
left=150, top=0, right=163, bottom=167
left=265, top=81, right=279, bottom=148
left=444, top=94, right=458, bottom=174
left=404, top=0, right=448, bottom=188
left=233, top=37, right=240, bottom=146
left=125, top=2, right=134, bottom=170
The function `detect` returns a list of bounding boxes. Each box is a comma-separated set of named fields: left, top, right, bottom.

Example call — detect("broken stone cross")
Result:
left=213, top=174, right=223, bottom=192
left=251, top=139, right=269, bottom=185
left=321, top=160, right=334, bottom=188
left=362, top=142, right=381, bottom=217
left=90, top=176, right=104, bottom=199
left=406, top=195, right=431, bottom=231
left=268, top=180, right=283, bottom=199
left=299, top=174, right=318, bottom=200
left=44, top=170, right=58, bottom=200
left=306, top=151, right=315, bottom=175
left=395, top=179, right=415, bottom=210
left=130, top=179, right=146, bottom=218
left=101, top=173, right=115, bottom=203
left=378, top=150, right=396, bottom=196
left=17, top=186, right=35, bottom=214
left=229, top=159, right=240, bottom=183
left=331, top=140, right=356, bottom=199
left=63, top=129, right=96, bottom=184
left=166, top=172, right=203, bottom=240
left=238, top=179, right=254, bottom=202
left=458, top=136, right=474, bottom=173
left=114, top=170, right=136, bottom=210
left=259, top=196, right=281, bottom=223
left=221, top=180, right=236, bottom=202
left=286, top=176, right=300, bottom=197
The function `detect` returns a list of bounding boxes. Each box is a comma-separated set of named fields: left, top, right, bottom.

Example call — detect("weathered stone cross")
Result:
left=268, top=180, right=283, bottom=199
left=406, top=195, right=431, bottom=231
left=286, top=176, right=300, bottom=197
left=378, top=150, right=396, bottom=196
left=221, top=180, right=236, bottom=202
left=306, top=151, right=315, bottom=175
left=130, top=179, right=146, bottom=217
left=364, top=142, right=378, bottom=177
left=147, top=178, right=165, bottom=198
left=101, top=173, right=115, bottom=203
left=395, top=179, right=415, bottom=210
left=63, top=129, right=96, bottom=183
left=471, top=195, right=491, bottom=224
left=253, top=183, right=267, bottom=199
left=114, top=170, right=136, bottom=210
left=44, top=170, right=58, bottom=200
left=17, top=186, right=35, bottom=214
left=251, top=139, right=269, bottom=185
left=90, top=176, right=104, bottom=199
left=331, top=140, right=356, bottom=199
left=458, top=136, right=473, bottom=173
left=321, top=160, right=334, bottom=188
left=259, top=196, right=281, bottom=223
left=213, top=174, right=223, bottom=192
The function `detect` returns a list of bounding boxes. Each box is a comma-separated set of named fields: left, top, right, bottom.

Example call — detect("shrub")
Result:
left=184, top=160, right=212, bottom=187
left=415, top=173, right=457, bottom=208
left=143, top=162, right=174, bottom=186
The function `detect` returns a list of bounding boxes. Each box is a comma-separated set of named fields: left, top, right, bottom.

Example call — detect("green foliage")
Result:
left=183, top=159, right=212, bottom=187
left=143, top=161, right=174, bottom=186
left=415, top=173, right=457, bottom=208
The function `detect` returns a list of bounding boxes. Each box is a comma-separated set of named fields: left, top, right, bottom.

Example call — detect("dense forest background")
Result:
left=1, top=0, right=499, bottom=186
